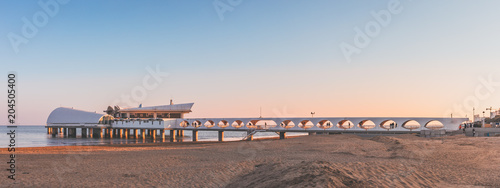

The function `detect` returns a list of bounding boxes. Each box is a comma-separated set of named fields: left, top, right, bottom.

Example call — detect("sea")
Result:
left=0, top=126, right=307, bottom=148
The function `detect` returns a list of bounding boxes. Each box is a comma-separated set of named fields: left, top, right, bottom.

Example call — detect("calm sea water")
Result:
left=0, top=126, right=306, bottom=148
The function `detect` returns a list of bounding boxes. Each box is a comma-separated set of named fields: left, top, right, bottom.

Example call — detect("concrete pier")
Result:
left=177, top=130, right=184, bottom=137
left=279, top=132, right=286, bottom=139
left=160, top=129, right=165, bottom=141
left=67, top=128, right=75, bottom=138
left=218, top=131, right=224, bottom=142
left=82, top=128, right=87, bottom=138
left=141, top=129, right=146, bottom=139
left=134, top=129, right=138, bottom=138
left=192, top=130, right=198, bottom=142
left=170, top=130, right=176, bottom=142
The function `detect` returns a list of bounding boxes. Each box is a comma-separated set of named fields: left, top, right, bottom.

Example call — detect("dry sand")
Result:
left=1, top=134, right=499, bottom=187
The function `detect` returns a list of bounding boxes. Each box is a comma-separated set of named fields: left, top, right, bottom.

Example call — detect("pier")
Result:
left=45, top=104, right=469, bottom=142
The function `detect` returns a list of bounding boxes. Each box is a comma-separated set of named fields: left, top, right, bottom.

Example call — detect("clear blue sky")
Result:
left=2, top=0, right=500, bottom=125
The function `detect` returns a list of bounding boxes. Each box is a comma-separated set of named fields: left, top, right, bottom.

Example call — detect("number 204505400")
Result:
left=7, top=74, right=16, bottom=124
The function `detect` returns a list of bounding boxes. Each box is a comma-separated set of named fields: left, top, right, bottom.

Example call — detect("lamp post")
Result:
left=311, top=112, right=315, bottom=118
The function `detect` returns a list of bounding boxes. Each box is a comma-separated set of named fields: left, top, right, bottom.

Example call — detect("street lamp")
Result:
left=311, top=112, right=315, bottom=118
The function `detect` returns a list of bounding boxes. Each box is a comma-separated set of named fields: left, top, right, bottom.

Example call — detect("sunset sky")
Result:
left=2, top=0, right=500, bottom=125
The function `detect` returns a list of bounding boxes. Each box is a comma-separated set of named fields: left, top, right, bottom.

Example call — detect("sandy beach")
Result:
left=1, top=134, right=500, bottom=187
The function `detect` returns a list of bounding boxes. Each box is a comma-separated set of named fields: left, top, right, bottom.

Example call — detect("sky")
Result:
left=2, top=0, right=500, bottom=125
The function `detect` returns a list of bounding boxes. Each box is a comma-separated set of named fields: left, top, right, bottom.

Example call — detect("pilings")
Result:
left=218, top=131, right=224, bottom=142
left=177, top=130, right=184, bottom=137
left=192, top=130, right=198, bottom=142
left=82, top=128, right=87, bottom=138
left=160, top=129, right=165, bottom=141
left=47, top=127, right=290, bottom=143
left=279, top=132, right=286, bottom=139
left=170, top=130, right=176, bottom=142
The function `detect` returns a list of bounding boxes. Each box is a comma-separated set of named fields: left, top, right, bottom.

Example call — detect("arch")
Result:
left=298, top=120, right=314, bottom=129
left=246, top=120, right=260, bottom=129
left=191, top=120, right=202, bottom=128
left=380, top=120, right=398, bottom=129
left=279, top=120, right=295, bottom=129
left=425, top=120, right=444, bottom=129
left=231, top=120, right=244, bottom=128
left=180, top=120, right=190, bottom=127
left=317, top=120, right=334, bottom=129
left=204, top=120, right=215, bottom=128
left=98, top=115, right=114, bottom=125
left=402, top=120, right=420, bottom=130
left=254, top=120, right=277, bottom=129
left=337, top=120, right=354, bottom=129
left=218, top=120, right=229, bottom=128
left=358, top=120, right=376, bottom=130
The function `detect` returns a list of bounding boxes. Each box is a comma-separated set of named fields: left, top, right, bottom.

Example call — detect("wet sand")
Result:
left=1, top=134, right=499, bottom=187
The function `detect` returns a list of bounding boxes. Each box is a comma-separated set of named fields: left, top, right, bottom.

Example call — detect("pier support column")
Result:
left=82, top=128, right=87, bottom=138
left=63, top=128, right=67, bottom=137
left=69, top=128, right=76, bottom=138
left=279, top=132, right=286, bottom=139
left=134, top=129, right=138, bottom=138
left=47, top=128, right=50, bottom=134
left=119, top=129, right=123, bottom=138
left=177, top=130, right=184, bottom=137
left=109, top=129, right=113, bottom=139
left=89, top=128, right=93, bottom=138
left=170, top=130, right=176, bottom=142
left=160, top=129, right=165, bottom=141
left=101, top=128, right=105, bottom=138
left=51, top=128, right=57, bottom=137
left=218, top=131, right=224, bottom=142
left=192, top=130, right=198, bottom=142
left=125, top=129, right=128, bottom=139
left=141, top=129, right=146, bottom=139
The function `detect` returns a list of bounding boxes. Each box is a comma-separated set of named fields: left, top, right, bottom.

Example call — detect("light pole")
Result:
left=311, top=112, right=315, bottom=118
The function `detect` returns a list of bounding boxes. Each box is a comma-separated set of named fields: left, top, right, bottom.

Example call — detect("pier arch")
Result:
left=180, top=120, right=190, bottom=127
left=231, top=120, right=244, bottom=128
left=191, top=120, right=202, bottom=128
left=254, top=120, right=277, bottom=129
left=298, top=120, right=314, bottom=129
left=402, top=120, right=420, bottom=130
left=337, top=120, right=354, bottom=129
left=424, top=120, right=444, bottom=129
left=204, top=120, right=215, bottom=128
left=358, top=120, right=376, bottom=130
left=279, top=120, right=295, bottom=129
left=218, top=120, right=229, bottom=128
left=246, top=120, right=260, bottom=129
left=317, top=120, right=334, bottom=129
left=380, top=120, right=398, bottom=129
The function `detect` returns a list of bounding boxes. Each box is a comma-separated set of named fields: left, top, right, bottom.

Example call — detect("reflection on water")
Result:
left=0, top=126, right=306, bottom=148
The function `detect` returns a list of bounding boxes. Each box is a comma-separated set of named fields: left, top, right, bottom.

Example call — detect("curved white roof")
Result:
left=120, top=103, right=194, bottom=112
left=47, top=107, right=104, bottom=124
